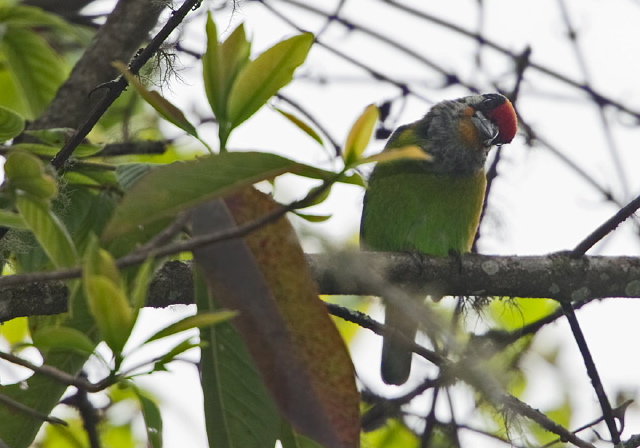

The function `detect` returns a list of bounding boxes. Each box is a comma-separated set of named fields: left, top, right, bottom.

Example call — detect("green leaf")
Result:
left=0, top=5, right=84, bottom=39
left=294, top=183, right=332, bottom=209
left=15, top=194, right=78, bottom=268
left=132, top=388, right=164, bottom=448
left=359, top=144, right=432, bottom=165
left=113, top=61, right=199, bottom=139
left=130, top=257, right=155, bottom=312
left=292, top=211, right=332, bottom=223
left=0, top=26, right=66, bottom=118
left=202, top=15, right=251, bottom=124
left=0, top=104, right=24, bottom=141
left=143, top=311, right=237, bottom=344
left=343, top=104, right=378, bottom=166
left=0, top=209, right=26, bottom=229
left=274, top=107, right=324, bottom=147
left=102, top=151, right=299, bottom=241
left=116, top=163, right=158, bottom=190
left=83, top=275, right=134, bottom=356
left=4, top=149, right=45, bottom=180
left=227, top=32, right=313, bottom=129
left=294, top=163, right=365, bottom=186
left=22, top=127, right=75, bottom=146
left=83, top=237, right=133, bottom=356
left=12, top=142, right=105, bottom=158
left=194, top=271, right=281, bottom=448
left=151, top=337, right=201, bottom=372
left=31, top=326, right=96, bottom=355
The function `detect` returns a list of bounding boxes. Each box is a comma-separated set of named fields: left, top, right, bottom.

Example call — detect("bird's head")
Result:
left=413, top=93, right=518, bottom=173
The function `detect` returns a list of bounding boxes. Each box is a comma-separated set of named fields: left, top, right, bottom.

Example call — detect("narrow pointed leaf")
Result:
left=0, top=26, right=66, bottom=118
left=227, top=33, right=313, bottom=129
left=15, top=194, right=78, bottom=268
left=292, top=212, right=332, bottom=223
left=12, top=142, right=105, bottom=158
left=275, top=108, right=324, bottom=146
left=132, top=388, right=163, bottom=448
left=113, top=61, right=199, bottom=138
left=84, top=275, right=134, bottom=356
left=359, top=144, right=432, bottom=165
left=144, top=311, right=237, bottom=344
left=202, top=14, right=222, bottom=119
left=130, top=257, right=155, bottom=312
left=343, top=104, right=378, bottom=166
left=31, top=326, right=96, bottom=355
left=0, top=209, right=27, bottom=229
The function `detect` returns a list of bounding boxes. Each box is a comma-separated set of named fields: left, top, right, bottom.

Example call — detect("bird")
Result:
left=360, top=93, right=518, bottom=385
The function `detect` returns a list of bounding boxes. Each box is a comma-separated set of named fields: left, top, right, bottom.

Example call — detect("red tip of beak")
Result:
left=489, top=99, right=518, bottom=144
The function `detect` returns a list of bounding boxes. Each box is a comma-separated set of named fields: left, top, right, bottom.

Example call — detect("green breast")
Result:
left=361, top=162, right=487, bottom=256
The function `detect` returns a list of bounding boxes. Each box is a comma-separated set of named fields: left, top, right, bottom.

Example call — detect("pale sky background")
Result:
left=13, top=0, right=640, bottom=446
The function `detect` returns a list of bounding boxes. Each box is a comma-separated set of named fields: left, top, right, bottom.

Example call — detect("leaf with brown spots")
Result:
left=192, top=189, right=360, bottom=448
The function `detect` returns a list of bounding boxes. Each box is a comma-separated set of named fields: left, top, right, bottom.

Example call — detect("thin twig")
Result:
left=0, top=393, right=67, bottom=426
left=51, top=0, right=204, bottom=170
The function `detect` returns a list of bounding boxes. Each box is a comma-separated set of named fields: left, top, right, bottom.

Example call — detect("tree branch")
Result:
left=3, top=252, right=640, bottom=321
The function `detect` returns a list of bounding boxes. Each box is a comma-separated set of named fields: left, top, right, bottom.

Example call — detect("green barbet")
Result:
left=360, top=93, right=518, bottom=385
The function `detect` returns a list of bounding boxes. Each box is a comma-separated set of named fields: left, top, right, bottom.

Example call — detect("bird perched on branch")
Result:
left=360, top=93, right=518, bottom=385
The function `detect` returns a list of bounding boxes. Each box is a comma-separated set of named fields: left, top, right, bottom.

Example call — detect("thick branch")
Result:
left=30, top=0, right=164, bottom=130
left=2, top=253, right=640, bottom=321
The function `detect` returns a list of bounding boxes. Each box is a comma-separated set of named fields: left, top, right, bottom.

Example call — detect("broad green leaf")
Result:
left=133, top=389, right=163, bottom=448
left=359, top=144, right=432, bottom=165
left=275, top=108, right=324, bottom=147
left=113, top=61, right=199, bottom=139
left=31, top=326, right=96, bottom=355
left=343, top=104, right=378, bottom=166
left=143, top=311, right=237, bottom=344
left=0, top=104, right=24, bottom=141
left=15, top=194, right=78, bottom=268
left=102, top=152, right=298, bottom=241
left=194, top=271, right=281, bottom=448
left=0, top=209, right=27, bottom=229
left=0, top=5, right=84, bottom=39
left=83, top=274, right=134, bottom=356
left=103, top=152, right=362, bottom=242
left=0, top=26, right=66, bottom=118
left=227, top=33, right=313, bottom=129
left=116, top=163, right=158, bottom=190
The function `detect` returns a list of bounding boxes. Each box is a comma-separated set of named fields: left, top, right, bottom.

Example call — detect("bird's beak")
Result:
left=471, top=114, right=499, bottom=147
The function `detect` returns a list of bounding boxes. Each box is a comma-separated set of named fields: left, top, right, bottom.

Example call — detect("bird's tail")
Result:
left=380, top=301, right=418, bottom=385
